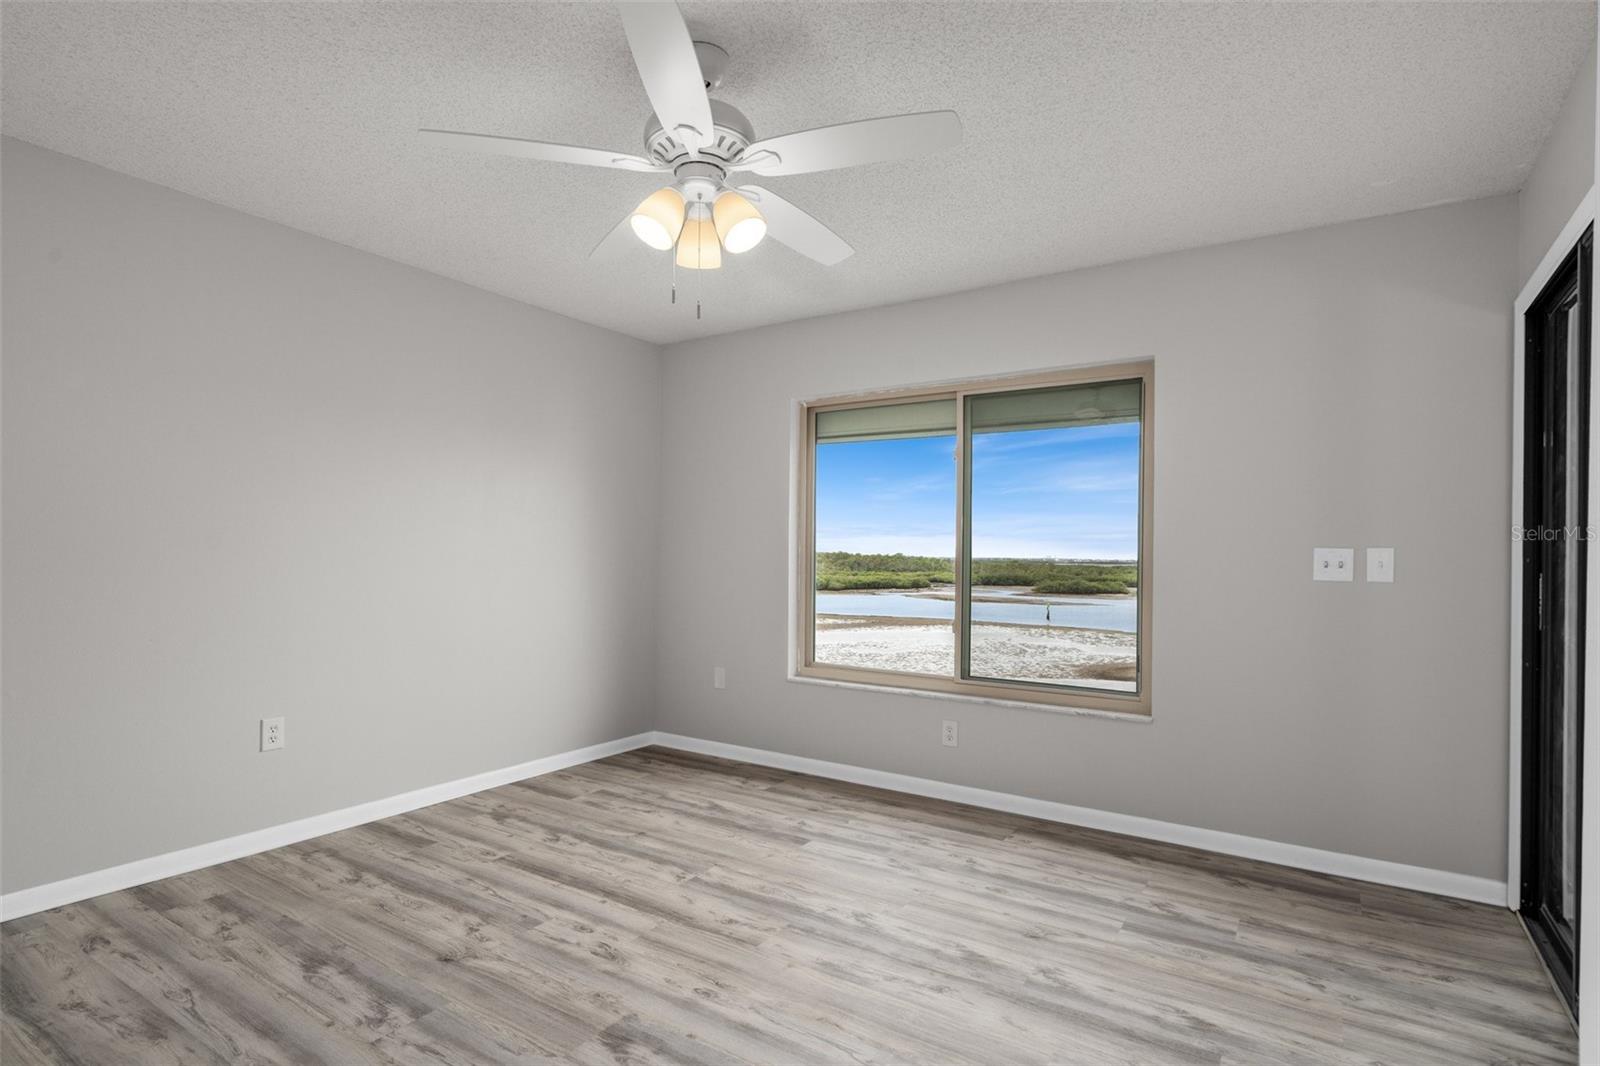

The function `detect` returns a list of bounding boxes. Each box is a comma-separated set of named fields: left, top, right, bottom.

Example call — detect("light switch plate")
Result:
left=713, top=666, right=726, bottom=690
left=1366, top=547, right=1395, bottom=583
left=1313, top=547, right=1354, bottom=582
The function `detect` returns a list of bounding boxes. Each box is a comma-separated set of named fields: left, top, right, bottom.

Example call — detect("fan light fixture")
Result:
left=713, top=191, right=767, bottom=253
left=630, top=187, right=764, bottom=266
left=675, top=205, right=722, bottom=270
left=629, top=188, right=686, bottom=251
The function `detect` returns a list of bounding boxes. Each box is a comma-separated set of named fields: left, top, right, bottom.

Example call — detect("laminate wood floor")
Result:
left=0, top=746, right=1577, bottom=1064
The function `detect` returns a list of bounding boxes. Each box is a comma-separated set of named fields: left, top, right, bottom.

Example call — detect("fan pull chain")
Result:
left=696, top=225, right=703, bottom=320
left=670, top=243, right=677, bottom=304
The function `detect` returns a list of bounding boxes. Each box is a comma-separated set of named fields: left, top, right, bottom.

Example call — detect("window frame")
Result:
left=794, top=361, right=1154, bottom=717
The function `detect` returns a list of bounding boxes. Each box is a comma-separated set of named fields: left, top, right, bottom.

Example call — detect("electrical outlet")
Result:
left=942, top=720, right=958, bottom=747
left=260, top=716, right=284, bottom=752
left=713, top=666, right=726, bottom=690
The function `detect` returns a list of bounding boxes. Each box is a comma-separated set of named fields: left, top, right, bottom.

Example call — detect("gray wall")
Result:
left=1518, top=40, right=1595, bottom=284
left=1, top=139, right=661, bottom=893
left=657, top=196, right=1518, bottom=881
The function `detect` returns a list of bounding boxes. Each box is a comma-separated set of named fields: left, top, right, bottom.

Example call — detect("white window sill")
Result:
left=786, top=672, right=1154, bottom=723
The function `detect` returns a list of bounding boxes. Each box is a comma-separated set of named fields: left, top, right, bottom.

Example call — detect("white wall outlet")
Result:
left=713, top=666, right=726, bottom=690
left=942, top=720, right=958, bottom=747
left=1366, top=547, right=1395, bottom=583
left=1312, top=547, right=1354, bottom=582
left=260, top=716, right=284, bottom=752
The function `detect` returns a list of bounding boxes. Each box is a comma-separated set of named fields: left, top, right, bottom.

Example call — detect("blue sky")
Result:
left=814, top=422, right=1140, bottom=560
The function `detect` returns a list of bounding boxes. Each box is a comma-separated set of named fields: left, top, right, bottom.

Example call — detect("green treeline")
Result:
left=814, top=552, right=952, bottom=590
left=814, top=572, right=939, bottom=590
left=815, top=552, right=1136, bottom=594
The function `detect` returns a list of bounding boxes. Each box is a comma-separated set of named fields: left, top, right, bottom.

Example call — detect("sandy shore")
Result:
left=815, top=614, right=1135, bottom=690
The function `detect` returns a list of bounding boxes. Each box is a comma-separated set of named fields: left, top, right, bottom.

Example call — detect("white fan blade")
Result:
left=420, top=129, right=663, bottom=172
left=731, top=111, right=962, bottom=177
left=590, top=213, right=637, bottom=259
left=739, top=185, right=853, bottom=266
left=617, top=2, right=714, bottom=152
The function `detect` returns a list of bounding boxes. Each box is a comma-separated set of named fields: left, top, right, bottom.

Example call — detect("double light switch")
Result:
left=1313, top=547, right=1394, bottom=583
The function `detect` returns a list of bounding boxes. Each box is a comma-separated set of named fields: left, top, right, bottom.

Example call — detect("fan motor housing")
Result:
left=645, top=97, right=754, bottom=168
left=672, top=161, right=725, bottom=204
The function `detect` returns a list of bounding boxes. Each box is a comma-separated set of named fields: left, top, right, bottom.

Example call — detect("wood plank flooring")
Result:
left=0, top=746, right=1577, bottom=1064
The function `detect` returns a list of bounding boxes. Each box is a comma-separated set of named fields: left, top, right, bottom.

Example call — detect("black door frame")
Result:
left=1520, top=223, right=1593, bottom=1016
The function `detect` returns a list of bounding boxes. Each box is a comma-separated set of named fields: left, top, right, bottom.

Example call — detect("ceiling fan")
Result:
left=421, top=1, right=961, bottom=283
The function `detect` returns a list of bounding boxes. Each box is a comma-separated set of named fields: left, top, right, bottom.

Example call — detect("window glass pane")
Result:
left=813, top=399, right=957, bottom=676
left=965, top=380, right=1141, bottom=692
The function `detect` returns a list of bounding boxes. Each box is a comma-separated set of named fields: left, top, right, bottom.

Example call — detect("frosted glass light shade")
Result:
left=630, top=187, right=685, bottom=250
left=675, top=216, right=722, bottom=269
left=713, top=191, right=766, bottom=253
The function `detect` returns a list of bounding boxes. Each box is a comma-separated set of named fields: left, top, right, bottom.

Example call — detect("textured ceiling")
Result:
left=3, top=2, right=1594, bottom=344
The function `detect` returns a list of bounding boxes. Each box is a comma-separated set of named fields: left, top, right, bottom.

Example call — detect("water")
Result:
left=816, top=588, right=1137, bottom=633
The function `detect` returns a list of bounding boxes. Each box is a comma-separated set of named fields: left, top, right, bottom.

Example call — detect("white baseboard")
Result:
left=0, top=732, right=656, bottom=922
left=1, top=728, right=1507, bottom=920
left=650, top=732, right=1509, bottom=907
